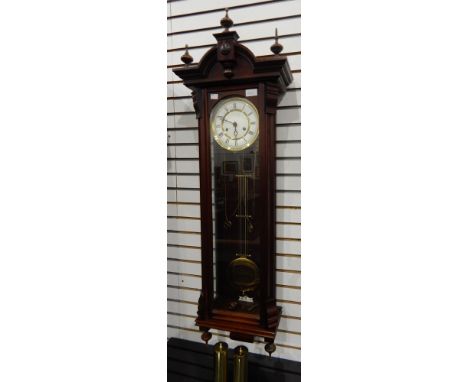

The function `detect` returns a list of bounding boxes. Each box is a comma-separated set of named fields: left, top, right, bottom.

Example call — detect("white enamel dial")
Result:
left=210, top=97, right=259, bottom=151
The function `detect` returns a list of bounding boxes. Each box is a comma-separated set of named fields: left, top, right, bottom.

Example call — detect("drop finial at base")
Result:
left=265, top=342, right=276, bottom=357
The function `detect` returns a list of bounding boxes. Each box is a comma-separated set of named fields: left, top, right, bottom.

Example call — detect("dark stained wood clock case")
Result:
left=173, top=10, right=292, bottom=356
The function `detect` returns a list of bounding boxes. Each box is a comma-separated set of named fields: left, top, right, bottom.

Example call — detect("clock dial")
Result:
left=210, top=97, right=259, bottom=151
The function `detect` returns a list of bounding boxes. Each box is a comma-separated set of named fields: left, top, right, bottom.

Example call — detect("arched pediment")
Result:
left=173, top=25, right=292, bottom=92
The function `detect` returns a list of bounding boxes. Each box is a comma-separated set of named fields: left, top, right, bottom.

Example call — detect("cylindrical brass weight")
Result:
left=214, top=342, right=228, bottom=382
left=233, top=345, right=248, bottom=382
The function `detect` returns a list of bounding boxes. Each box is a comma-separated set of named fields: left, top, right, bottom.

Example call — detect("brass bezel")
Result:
left=210, top=96, right=259, bottom=152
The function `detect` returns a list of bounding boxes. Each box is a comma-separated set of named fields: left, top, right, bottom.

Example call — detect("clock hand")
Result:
left=224, top=119, right=239, bottom=128
left=225, top=119, right=240, bottom=136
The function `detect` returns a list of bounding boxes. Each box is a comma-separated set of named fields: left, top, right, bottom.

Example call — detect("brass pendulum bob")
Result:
left=214, top=342, right=228, bottom=382
left=233, top=345, right=248, bottom=382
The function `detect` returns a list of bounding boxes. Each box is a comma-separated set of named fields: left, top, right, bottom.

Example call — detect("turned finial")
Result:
left=201, top=331, right=212, bottom=344
left=180, top=44, right=193, bottom=65
left=265, top=342, right=276, bottom=357
left=270, top=28, right=283, bottom=55
left=220, top=8, right=233, bottom=31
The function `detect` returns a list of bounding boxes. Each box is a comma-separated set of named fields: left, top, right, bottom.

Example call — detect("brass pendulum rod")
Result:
left=233, top=345, right=248, bottom=382
left=235, top=174, right=252, bottom=258
left=214, top=342, right=228, bottom=382
left=244, top=173, right=248, bottom=253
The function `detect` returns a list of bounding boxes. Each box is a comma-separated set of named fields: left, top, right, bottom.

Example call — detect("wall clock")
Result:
left=173, top=9, right=292, bottom=356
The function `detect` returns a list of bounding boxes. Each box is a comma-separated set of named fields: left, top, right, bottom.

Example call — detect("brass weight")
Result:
left=214, top=342, right=228, bottom=382
left=233, top=345, right=248, bottom=382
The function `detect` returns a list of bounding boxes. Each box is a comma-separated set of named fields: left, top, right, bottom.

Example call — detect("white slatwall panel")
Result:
left=167, top=326, right=301, bottom=361
left=169, top=0, right=275, bottom=17
left=167, top=175, right=299, bottom=190
left=168, top=1, right=300, bottom=34
left=168, top=158, right=300, bottom=175
left=167, top=89, right=301, bottom=113
left=167, top=0, right=301, bottom=362
left=168, top=72, right=301, bottom=97
left=168, top=34, right=300, bottom=63
left=167, top=108, right=301, bottom=128
left=169, top=17, right=301, bottom=48
left=167, top=55, right=300, bottom=81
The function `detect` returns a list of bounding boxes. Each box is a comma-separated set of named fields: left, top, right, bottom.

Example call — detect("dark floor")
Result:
left=167, top=338, right=300, bottom=382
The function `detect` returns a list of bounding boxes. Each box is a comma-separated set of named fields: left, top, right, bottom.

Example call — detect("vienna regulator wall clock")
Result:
left=173, top=10, right=292, bottom=356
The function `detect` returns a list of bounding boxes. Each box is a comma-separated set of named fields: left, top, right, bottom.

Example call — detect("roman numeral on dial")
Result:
left=210, top=97, right=259, bottom=151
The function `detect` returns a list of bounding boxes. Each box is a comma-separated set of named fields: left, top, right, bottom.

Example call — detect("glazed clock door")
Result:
left=210, top=95, right=262, bottom=313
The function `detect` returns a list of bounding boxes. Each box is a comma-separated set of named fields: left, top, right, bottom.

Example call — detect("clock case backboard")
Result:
left=173, top=12, right=292, bottom=353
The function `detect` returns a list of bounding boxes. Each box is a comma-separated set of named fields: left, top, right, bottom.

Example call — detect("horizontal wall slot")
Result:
left=168, top=14, right=301, bottom=37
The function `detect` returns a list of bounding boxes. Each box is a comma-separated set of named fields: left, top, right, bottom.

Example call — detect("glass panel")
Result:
left=210, top=99, right=261, bottom=313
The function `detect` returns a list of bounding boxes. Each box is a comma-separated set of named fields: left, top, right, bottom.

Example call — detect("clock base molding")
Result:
left=196, top=306, right=282, bottom=346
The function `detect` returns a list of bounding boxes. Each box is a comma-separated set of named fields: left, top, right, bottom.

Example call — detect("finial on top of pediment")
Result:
left=180, top=44, right=193, bottom=65
left=270, top=28, right=283, bottom=55
left=220, top=8, right=233, bottom=31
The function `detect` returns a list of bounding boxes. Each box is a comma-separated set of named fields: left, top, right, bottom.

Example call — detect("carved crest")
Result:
left=173, top=9, right=292, bottom=91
